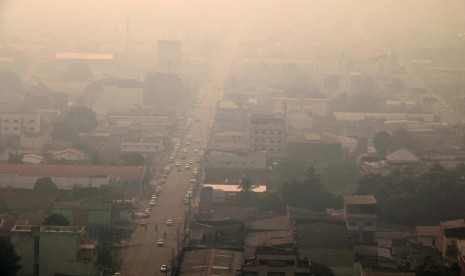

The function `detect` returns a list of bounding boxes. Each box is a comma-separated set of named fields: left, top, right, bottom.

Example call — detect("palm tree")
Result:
left=237, top=175, right=257, bottom=202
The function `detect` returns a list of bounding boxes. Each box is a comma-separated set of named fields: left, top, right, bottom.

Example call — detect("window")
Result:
left=3, top=119, right=9, bottom=122
left=277, top=131, right=282, bottom=135
left=3, top=127, right=9, bottom=130
left=269, top=131, right=274, bottom=135
left=13, top=127, right=18, bottom=130
left=29, top=120, right=35, bottom=123
left=261, top=139, right=266, bottom=143
left=277, top=139, right=282, bottom=143
left=29, top=127, right=35, bottom=131
left=254, top=130, right=259, bottom=135
left=254, top=139, right=258, bottom=143
left=261, top=130, right=266, bottom=135
left=269, top=148, right=274, bottom=152
left=269, top=139, right=274, bottom=143
left=13, top=119, right=18, bottom=123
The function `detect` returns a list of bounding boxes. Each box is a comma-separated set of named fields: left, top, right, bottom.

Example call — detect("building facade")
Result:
left=11, top=225, right=97, bottom=276
left=0, top=112, right=41, bottom=137
left=250, top=114, right=286, bottom=158
left=344, top=195, right=377, bottom=244
left=204, top=150, right=267, bottom=170
left=272, top=98, right=329, bottom=116
left=242, top=247, right=312, bottom=276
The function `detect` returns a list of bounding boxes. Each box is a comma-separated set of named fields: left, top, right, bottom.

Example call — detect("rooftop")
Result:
left=343, top=195, right=377, bottom=205
left=55, top=52, right=114, bottom=60
left=179, top=248, right=243, bottom=276
left=203, top=184, right=267, bottom=193
left=0, top=164, right=144, bottom=181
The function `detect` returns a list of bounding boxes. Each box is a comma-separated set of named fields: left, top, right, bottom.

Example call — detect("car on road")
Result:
left=157, top=239, right=164, bottom=247
left=184, top=165, right=191, bottom=170
left=149, top=200, right=156, bottom=206
left=175, top=161, right=180, bottom=167
left=145, top=208, right=151, bottom=213
left=193, top=148, right=199, bottom=153
left=180, top=154, right=186, bottom=160
left=143, top=211, right=150, bottom=218
left=139, top=219, right=147, bottom=226
left=160, top=265, right=168, bottom=273
left=166, top=219, right=173, bottom=226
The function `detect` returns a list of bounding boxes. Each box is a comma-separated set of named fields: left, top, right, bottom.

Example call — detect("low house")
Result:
left=344, top=195, right=377, bottom=244
left=385, top=148, right=421, bottom=166
left=11, top=225, right=97, bottom=276
left=51, top=148, right=85, bottom=161
left=178, top=248, right=243, bottom=276
left=416, top=226, right=440, bottom=248
left=0, top=164, right=147, bottom=197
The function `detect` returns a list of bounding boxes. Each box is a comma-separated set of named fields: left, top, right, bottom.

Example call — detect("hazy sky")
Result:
left=1, top=0, right=464, bottom=49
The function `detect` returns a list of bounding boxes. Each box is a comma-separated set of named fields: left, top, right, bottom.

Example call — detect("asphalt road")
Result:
left=120, top=35, right=240, bottom=276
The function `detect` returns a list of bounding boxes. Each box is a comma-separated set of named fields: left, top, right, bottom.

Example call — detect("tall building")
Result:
left=250, top=113, right=286, bottom=158
left=156, top=40, right=182, bottom=74
left=11, top=225, right=97, bottom=276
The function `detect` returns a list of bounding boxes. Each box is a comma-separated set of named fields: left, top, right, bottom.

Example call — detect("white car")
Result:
left=149, top=200, right=156, bottom=206
left=157, top=239, right=164, bottom=247
left=184, top=165, right=191, bottom=170
left=139, top=219, right=147, bottom=226
left=166, top=219, right=173, bottom=226
left=160, top=265, right=168, bottom=272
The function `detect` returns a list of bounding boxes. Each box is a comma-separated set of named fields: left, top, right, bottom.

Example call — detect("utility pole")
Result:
left=176, top=227, right=180, bottom=254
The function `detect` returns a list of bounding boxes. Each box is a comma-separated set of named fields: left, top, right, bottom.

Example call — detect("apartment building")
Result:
left=0, top=112, right=40, bottom=137
left=250, top=114, right=286, bottom=158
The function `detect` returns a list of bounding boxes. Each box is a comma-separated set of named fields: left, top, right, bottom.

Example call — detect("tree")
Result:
left=349, top=92, right=380, bottom=112
left=33, top=177, right=58, bottom=193
left=61, top=63, right=93, bottom=82
left=51, top=106, right=97, bottom=140
left=0, top=236, right=21, bottom=276
left=7, top=153, right=23, bottom=164
left=42, top=213, right=69, bottom=226
left=281, top=167, right=341, bottom=211
left=0, top=70, right=22, bottom=94
left=121, top=152, right=145, bottom=166
left=237, top=175, right=257, bottom=202
left=390, top=128, right=421, bottom=153
left=373, top=131, right=391, bottom=156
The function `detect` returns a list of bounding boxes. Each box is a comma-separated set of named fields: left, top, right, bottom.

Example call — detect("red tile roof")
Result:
left=0, top=164, right=144, bottom=181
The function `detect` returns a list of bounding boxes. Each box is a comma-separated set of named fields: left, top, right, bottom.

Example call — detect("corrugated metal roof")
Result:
left=0, top=164, right=143, bottom=181
left=55, top=52, right=114, bottom=60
